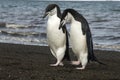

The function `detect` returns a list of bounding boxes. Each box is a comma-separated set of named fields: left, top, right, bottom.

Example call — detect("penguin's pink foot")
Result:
left=76, top=66, right=85, bottom=70
left=50, top=62, right=64, bottom=66
left=50, top=64, right=58, bottom=67
left=71, top=61, right=80, bottom=65
left=50, top=61, right=63, bottom=67
left=59, top=62, right=64, bottom=66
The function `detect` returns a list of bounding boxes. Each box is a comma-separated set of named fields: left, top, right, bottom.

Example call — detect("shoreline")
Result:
left=0, top=43, right=120, bottom=80
left=0, top=42, right=120, bottom=52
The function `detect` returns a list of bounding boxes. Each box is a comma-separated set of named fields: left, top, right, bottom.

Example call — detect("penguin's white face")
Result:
left=66, top=12, right=73, bottom=23
left=48, top=7, right=57, bottom=16
left=43, top=7, right=57, bottom=18
left=60, top=12, right=72, bottom=27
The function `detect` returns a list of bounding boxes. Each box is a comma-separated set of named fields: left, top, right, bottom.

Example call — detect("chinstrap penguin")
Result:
left=59, top=9, right=104, bottom=69
left=43, top=4, right=70, bottom=66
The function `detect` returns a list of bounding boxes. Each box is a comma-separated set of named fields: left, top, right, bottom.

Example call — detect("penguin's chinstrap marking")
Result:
left=43, top=4, right=70, bottom=67
left=59, top=9, right=104, bottom=70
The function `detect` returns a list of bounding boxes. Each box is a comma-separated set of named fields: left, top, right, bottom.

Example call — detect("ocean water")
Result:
left=0, top=0, right=120, bottom=51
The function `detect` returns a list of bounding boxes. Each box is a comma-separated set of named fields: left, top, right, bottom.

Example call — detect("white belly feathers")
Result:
left=70, top=21, right=87, bottom=54
left=47, top=15, right=66, bottom=51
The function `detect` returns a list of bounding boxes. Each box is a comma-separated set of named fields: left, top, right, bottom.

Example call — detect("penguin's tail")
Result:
left=63, top=26, right=71, bottom=61
left=86, top=27, right=105, bottom=65
left=89, top=54, right=106, bottom=65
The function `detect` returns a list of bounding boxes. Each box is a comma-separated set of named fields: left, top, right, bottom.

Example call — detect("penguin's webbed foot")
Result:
left=50, top=62, right=64, bottom=67
left=76, top=66, right=85, bottom=70
left=59, top=62, right=64, bottom=66
left=50, top=64, right=58, bottom=67
left=71, top=61, right=80, bottom=65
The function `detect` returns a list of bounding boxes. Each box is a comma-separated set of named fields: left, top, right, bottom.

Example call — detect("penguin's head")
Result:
left=59, top=9, right=74, bottom=29
left=59, top=9, right=88, bottom=35
left=43, top=4, right=61, bottom=18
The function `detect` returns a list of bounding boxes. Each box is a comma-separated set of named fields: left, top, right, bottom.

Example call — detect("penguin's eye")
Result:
left=50, top=10, right=53, bottom=12
left=50, top=8, right=55, bottom=13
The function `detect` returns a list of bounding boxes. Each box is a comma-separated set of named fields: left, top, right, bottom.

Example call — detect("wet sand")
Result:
left=0, top=43, right=120, bottom=80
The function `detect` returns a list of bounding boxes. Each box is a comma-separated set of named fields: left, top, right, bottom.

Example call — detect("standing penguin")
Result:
left=43, top=4, right=70, bottom=66
left=59, top=9, right=104, bottom=70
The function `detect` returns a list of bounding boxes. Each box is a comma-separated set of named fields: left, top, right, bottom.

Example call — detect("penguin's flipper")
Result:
left=62, top=25, right=71, bottom=61
left=86, top=26, right=105, bottom=65
left=86, top=27, right=96, bottom=61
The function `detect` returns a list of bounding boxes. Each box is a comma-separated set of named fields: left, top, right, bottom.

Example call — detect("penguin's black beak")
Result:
left=59, top=21, right=64, bottom=30
left=42, top=12, right=48, bottom=18
left=59, top=22, right=63, bottom=29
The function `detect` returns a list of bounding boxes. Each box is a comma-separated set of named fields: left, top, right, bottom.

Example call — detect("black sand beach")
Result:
left=0, top=43, right=120, bottom=80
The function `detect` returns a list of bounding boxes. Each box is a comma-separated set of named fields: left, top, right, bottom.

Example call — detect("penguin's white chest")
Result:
left=70, top=21, right=87, bottom=54
left=47, top=15, right=66, bottom=50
